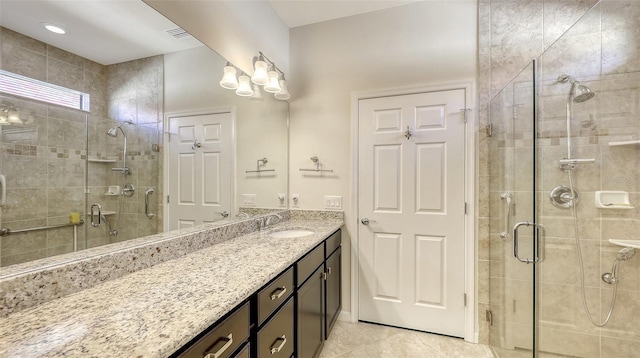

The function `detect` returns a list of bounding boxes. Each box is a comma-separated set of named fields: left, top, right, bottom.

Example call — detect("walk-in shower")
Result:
left=556, top=74, right=634, bottom=327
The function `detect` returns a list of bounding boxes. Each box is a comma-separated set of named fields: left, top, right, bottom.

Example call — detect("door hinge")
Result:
left=486, top=310, right=493, bottom=326
left=464, top=293, right=467, bottom=307
left=460, top=108, right=470, bottom=123
left=167, top=195, right=170, bottom=204
left=464, top=202, right=468, bottom=215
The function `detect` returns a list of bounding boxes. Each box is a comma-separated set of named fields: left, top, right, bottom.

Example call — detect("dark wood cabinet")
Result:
left=296, top=264, right=325, bottom=358
left=325, top=246, right=341, bottom=339
left=173, top=228, right=342, bottom=358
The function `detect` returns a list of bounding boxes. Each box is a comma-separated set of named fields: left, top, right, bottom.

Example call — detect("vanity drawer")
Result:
left=257, top=267, right=294, bottom=326
left=178, top=302, right=250, bottom=358
left=257, top=298, right=294, bottom=358
left=325, top=230, right=341, bottom=257
left=297, top=243, right=324, bottom=287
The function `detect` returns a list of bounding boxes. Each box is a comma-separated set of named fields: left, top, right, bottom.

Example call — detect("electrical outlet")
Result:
left=291, top=194, right=300, bottom=207
left=242, top=194, right=256, bottom=206
left=324, top=195, right=342, bottom=210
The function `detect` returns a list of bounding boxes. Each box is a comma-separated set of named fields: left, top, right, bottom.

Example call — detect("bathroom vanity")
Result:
left=172, top=229, right=342, bottom=358
left=0, top=212, right=343, bottom=358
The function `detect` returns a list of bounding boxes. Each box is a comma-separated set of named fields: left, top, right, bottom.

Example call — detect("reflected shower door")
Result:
left=488, top=60, right=538, bottom=357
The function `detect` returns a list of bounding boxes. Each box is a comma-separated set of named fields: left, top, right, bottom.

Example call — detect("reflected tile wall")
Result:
left=0, top=27, right=162, bottom=267
left=481, top=0, right=640, bottom=356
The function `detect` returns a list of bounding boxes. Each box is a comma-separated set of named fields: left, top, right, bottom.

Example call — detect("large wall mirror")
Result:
left=0, top=0, right=289, bottom=270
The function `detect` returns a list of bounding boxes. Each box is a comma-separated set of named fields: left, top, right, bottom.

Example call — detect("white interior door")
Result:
left=167, top=112, right=233, bottom=230
left=358, top=89, right=467, bottom=337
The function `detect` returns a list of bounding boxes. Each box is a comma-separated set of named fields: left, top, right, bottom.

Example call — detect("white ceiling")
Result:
left=0, top=0, right=421, bottom=65
left=268, top=0, right=422, bottom=28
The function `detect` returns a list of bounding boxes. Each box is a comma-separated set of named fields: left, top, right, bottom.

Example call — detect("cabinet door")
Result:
left=257, top=298, right=294, bottom=358
left=325, top=247, right=341, bottom=339
left=297, top=264, right=324, bottom=358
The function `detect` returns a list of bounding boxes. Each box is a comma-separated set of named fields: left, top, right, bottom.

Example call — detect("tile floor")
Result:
left=320, top=320, right=496, bottom=357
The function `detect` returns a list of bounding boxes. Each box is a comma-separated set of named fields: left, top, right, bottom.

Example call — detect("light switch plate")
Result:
left=324, top=195, right=342, bottom=210
left=242, top=194, right=256, bottom=206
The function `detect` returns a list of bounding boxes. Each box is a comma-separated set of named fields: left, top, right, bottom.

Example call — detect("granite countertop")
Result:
left=0, top=218, right=343, bottom=358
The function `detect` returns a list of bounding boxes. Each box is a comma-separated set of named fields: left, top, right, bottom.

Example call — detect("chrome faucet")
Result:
left=258, top=213, right=283, bottom=231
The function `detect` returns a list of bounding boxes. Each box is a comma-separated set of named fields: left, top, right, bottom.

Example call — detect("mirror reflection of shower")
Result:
left=107, top=120, right=134, bottom=175
left=106, top=120, right=136, bottom=237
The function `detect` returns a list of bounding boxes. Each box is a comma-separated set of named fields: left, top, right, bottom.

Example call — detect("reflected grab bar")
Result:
left=500, top=192, right=512, bottom=239
left=0, top=174, right=5, bottom=206
left=90, top=203, right=102, bottom=227
left=0, top=220, right=84, bottom=236
left=145, top=188, right=154, bottom=219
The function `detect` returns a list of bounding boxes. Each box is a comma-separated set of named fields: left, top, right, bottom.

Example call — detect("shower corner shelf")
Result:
left=608, top=140, right=640, bottom=147
left=88, top=158, right=117, bottom=163
left=595, top=191, right=634, bottom=209
left=609, top=239, right=640, bottom=249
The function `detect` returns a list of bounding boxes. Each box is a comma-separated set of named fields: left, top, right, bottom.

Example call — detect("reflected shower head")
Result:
left=107, top=120, right=134, bottom=137
left=557, top=74, right=596, bottom=103
left=617, top=247, right=635, bottom=261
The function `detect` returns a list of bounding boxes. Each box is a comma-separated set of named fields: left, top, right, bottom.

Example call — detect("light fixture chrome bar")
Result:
left=0, top=220, right=84, bottom=236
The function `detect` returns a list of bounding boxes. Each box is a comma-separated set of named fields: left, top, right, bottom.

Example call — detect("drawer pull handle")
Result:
left=270, top=335, right=287, bottom=354
left=204, top=333, right=233, bottom=358
left=270, top=286, right=287, bottom=300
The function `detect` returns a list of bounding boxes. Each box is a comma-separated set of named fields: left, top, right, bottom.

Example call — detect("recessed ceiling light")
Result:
left=41, top=23, right=68, bottom=35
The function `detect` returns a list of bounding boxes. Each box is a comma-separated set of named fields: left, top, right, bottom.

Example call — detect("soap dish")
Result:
left=595, top=191, right=634, bottom=209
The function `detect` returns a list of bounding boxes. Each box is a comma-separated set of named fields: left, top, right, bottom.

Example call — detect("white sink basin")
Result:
left=609, top=239, right=640, bottom=249
left=269, top=229, right=314, bottom=238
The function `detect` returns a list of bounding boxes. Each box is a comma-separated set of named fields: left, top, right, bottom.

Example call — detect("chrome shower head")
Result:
left=557, top=74, right=595, bottom=103
left=617, top=247, right=635, bottom=261
left=573, top=84, right=595, bottom=103
left=107, top=127, right=118, bottom=137
left=107, top=120, right=134, bottom=137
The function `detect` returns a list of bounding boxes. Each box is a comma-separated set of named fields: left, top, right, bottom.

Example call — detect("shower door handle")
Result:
left=90, top=203, right=102, bottom=227
left=513, top=221, right=545, bottom=264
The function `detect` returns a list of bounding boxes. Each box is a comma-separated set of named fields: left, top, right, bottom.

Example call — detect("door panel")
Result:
left=358, top=89, right=466, bottom=337
left=167, top=112, right=232, bottom=230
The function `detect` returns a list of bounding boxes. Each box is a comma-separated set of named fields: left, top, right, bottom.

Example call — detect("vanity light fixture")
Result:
left=274, top=78, right=290, bottom=100
left=41, top=22, right=68, bottom=35
left=251, top=54, right=269, bottom=86
left=219, top=62, right=239, bottom=89
left=235, top=72, right=254, bottom=97
left=264, top=65, right=281, bottom=93
left=0, top=104, right=21, bottom=125
left=218, top=51, right=290, bottom=101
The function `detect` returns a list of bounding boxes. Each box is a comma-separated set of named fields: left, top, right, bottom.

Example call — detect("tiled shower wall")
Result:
left=0, top=27, right=161, bottom=266
left=479, top=0, right=640, bottom=356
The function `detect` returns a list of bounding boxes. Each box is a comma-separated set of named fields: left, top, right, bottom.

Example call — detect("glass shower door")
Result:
left=488, top=60, right=538, bottom=357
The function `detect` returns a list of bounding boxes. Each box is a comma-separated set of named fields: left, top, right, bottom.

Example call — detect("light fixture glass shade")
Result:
left=274, top=80, right=290, bottom=100
left=236, top=74, right=254, bottom=96
left=251, top=60, right=269, bottom=85
left=264, top=71, right=281, bottom=93
left=7, top=111, right=22, bottom=124
left=219, top=65, right=238, bottom=89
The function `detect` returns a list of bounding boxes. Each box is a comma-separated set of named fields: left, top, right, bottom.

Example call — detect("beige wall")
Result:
left=289, top=0, right=477, bottom=318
